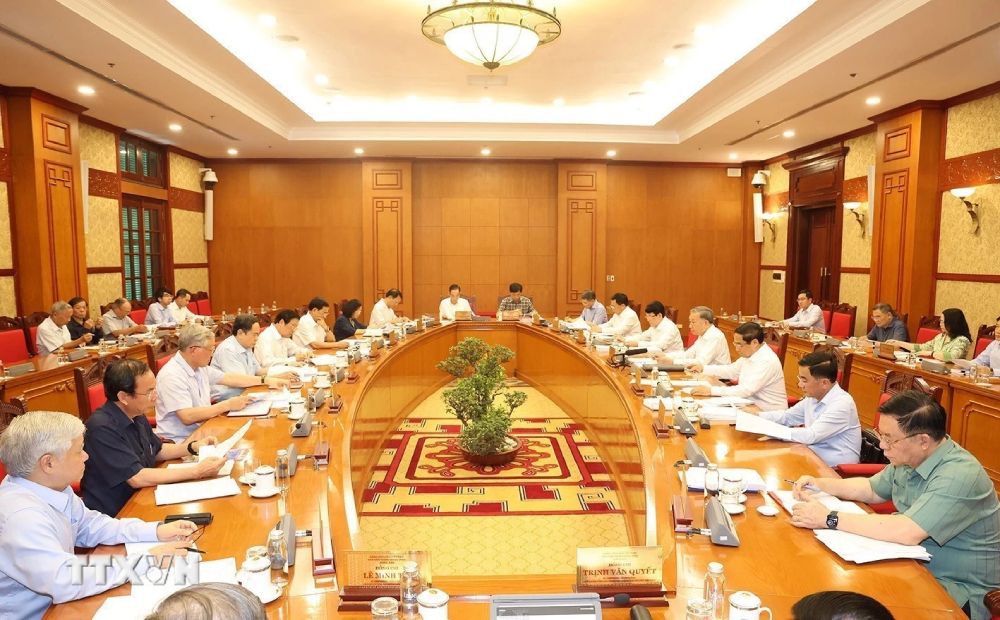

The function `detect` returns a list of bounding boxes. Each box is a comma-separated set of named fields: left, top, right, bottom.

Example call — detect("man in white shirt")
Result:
left=690, top=322, right=788, bottom=411
left=0, top=411, right=196, bottom=620
left=101, top=298, right=147, bottom=338
left=155, top=324, right=285, bottom=443
left=144, top=287, right=176, bottom=327
left=294, top=298, right=347, bottom=350
left=756, top=350, right=861, bottom=466
left=783, top=289, right=825, bottom=332
left=439, top=284, right=474, bottom=321
left=370, top=289, right=407, bottom=328
left=255, top=309, right=309, bottom=367
left=36, top=301, right=92, bottom=356
left=972, top=314, right=1000, bottom=376
left=659, top=306, right=731, bottom=367
left=595, top=293, right=642, bottom=338
left=627, top=301, right=683, bottom=354
left=167, top=289, right=203, bottom=324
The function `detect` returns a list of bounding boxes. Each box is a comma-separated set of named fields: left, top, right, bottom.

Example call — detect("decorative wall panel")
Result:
left=935, top=280, right=1000, bottom=338
left=87, top=272, right=123, bottom=309
left=171, top=208, right=207, bottom=263
left=883, top=126, right=911, bottom=161
left=841, top=177, right=868, bottom=203
left=168, top=186, right=203, bottom=212
left=0, top=276, right=15, bottom=317
left=174, top=267, right=209, bottom=295
left=373, top=198, right=402, bottom=300
left=88, top=168, right=120, bottom=199
left=362, top=161, right=412, bottom=316
left=79, top=123, right=117, bottom=172
left=945, top=91, right=1000, bottom=159
left=873, top=170, right=909, bottom=310
left=0, top=181, right=11, bottom=269
left=940, top=148, right=1000, bottom=191
left=839, top=273, right=870, bottom=337
left=168, top=152, right=204, bottom=193
left=558, top=163, right=605, bottom=317
left=84, top=195, right=121, bottom=267
left=44, top=161, right=82, bottom=300
left=41, top=114, right=71, bottom=154
left=567, top=199, right=596, bottom=304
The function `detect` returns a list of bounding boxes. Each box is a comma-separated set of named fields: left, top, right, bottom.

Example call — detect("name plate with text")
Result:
left=576, top=546, right=664, bottom=594
left=341, top=550, right=432, bottom=602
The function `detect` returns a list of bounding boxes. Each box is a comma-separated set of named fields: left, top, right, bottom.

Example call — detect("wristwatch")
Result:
left=187, top=440, right=198, bottom=456
left=826, top=510, right=840, bottom=530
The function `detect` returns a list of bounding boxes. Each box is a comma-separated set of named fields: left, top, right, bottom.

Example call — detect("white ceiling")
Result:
left=0, top=0, right=998, bottom=162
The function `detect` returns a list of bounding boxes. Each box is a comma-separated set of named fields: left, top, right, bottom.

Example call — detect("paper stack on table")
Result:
left=267, top=364, right=317, bottom=379
left=771, top=489, right=866, bottom=515
left=154, top=476, right=241, bottom=505
left=93, top=557, right=239, bottom=619
left=699, top=406, right=740, bottom=423
left=564, top=318, right=588, bottom=330
left=814, top=530, right=931, bottom=563
left=309, top=354, right=340, bottom=366
left=700, top=396, right=754, bottom=407
left=735, top=411, right=792, bottom=440
left=682, top=467, right=767, bottom=491
left=226, top=399, right=271, bottom=417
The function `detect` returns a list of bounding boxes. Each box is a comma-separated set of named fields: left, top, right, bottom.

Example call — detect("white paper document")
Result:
left=698, top=406, right=740, bottom=423
left=700, top=396, right=754, bottom=407
left=814, top=529, right=931, bottom=563
left=363, top=327, right=385, bottom=337
left=682, top=467, right=767, bottom=492
left=770, top=489, right=866, bottom=516
left=226, top=399, right=271, bottom=417
left=154, top=476, right=241, bottom=506
left=564, top=318, right=589, bottom=330
left=215, top=420, right=252, bottom=453
left=629, top=357, right=657, bottom=367
left=93, top=558, right=239, bottom=620
left=268, top=364, right=317, bottom=379
left=309, top=354, right=340, bottom=366
left=642, top=397, right=674, bottom=411
left=735, top=411, right=792, bottom=440
left=670, top=380, right=711, bottom=388
left=165, top=460, right=235, bottom=477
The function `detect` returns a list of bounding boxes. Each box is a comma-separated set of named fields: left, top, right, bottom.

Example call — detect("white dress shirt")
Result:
left=167, top=301, right=201, bottom=324
left=101, top=310, right=138, bottom=336
left=35, top=317, right=71, bottom=355
left=759, top=383, right=862, bottom=466
left=973, top=340, right=1000, bottom=376
left=785, top=303, right=825, bottom=332
left=0, top=476, right=160, bottom=620
left=293, top=312, right=329, bottom=349
left=144, top=302, right=175, bottom=327
left=673, top=325, right=731, bottom=366
left=255, top=324, right=306, bottom=367
left=603, top=307, right=642, bottom=338
left=439, top=297, right=473, bottom=321
left=369, top=298, right=398, bottom=329
left=155, top=353, right=225, bottom=442
left=703, top=343, right=788, bottom=411
left=637, top=318, right=684, bottom=354
left=210, top=335, right=260, bottom=400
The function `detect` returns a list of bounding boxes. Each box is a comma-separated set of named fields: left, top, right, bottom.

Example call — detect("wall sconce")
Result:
left=843, top=201, right=866, bottom=237
left=760, top=212, right=777, bottom=242
left=950, top=187, right=980, bottom=235
left=751, top=170, right=768, bottom=189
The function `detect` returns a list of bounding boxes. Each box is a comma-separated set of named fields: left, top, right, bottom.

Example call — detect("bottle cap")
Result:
left=277, top=449, right=287, bottom=457
left=417, top=588, right=449, bottom=607
left=268, top=529, right=283, bottom=540
left=402, top=560, right=418, bottom=572
left=708, top=561, right=724, bottom=573
left=372, top=597, right=399, bottom=613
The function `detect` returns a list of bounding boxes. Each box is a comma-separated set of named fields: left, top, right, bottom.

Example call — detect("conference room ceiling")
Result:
left=0, top=0, right=998, bottom=162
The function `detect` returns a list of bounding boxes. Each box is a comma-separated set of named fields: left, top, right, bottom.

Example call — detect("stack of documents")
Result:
left=771, top=489, right=866, bottom=515
left=700, top=396, right=754, bottom=407
left=154, top=477, right=241, bottom=506
left=682, top=467, right=766, bottom=491
left=699, top=406, right=740, bottom=423
left=93, top=557, right=239, bottom=619
left=735, top=411, right=792, bottom=440
left=813, top=530, right=931, bottom=563
left=267, top=364, right=318, bottom=380
left=308, top=354, right=340, bottom=366
left=564, top=318, right=588, bottom=330
left=226, top=399, right=271, bottom=417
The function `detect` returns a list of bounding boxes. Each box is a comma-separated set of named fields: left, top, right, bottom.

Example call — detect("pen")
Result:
left=784, top=478, right=820, bottom=492
left=183, top=548, right=206, bottom=554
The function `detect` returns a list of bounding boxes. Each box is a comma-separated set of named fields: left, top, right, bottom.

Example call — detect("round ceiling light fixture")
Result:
left=422, top=1, right=561, bottom=71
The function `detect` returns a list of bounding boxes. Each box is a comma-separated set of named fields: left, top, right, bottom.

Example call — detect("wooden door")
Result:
left=793, top=205, right=836, bottom=302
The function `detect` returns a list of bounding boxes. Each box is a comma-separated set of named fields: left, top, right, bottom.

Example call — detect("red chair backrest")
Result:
left=0, top=461, right=5, bottom=482
left=87, top=384, right=107, bottom=414
left=830, top=312, right=852, bottom=339
left=685, top=331, right=697, bottom=348
left=0, top=329, right=30, bottom=363
left=199, top=299, right=213, bottom=316
left=874, top=392, right=893, bottom=428
left=156, top=353, right=174, bottom=373
left=822, top=310, right=832, bottom=331
left=975, top=337, right=991, bottom=358
left=129, top=308, right=147, bottom=325
left=915, top=327, right=938, bottom=344
left=29, top=326, right=39, bottom=354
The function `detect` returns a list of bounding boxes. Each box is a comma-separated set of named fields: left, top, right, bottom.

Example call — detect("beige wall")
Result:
left=175, top=267, right=209, bottom=296
left=0, top=99, right=14, bottom=316
left=172, top=209, right=208, bottom=264
left=945, top=91, right=1000, bottom=159
left=79, top=124, right=117, bottom=172
left=758, top=269, right=786, bottom=321
left=168, top=152, right=209, bottom=294
left=758, top=161, right=789, bottom=319
left=79, top=122, right=123, bottom=314
left=87, top=273, right=123, bottom=311
left=169, top=152, right=204, bottom=193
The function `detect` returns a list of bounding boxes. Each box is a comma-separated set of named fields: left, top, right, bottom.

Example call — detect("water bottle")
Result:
left=271, top=300, right=278, bottom=311
left=237, top=307, right=243, bottom=316
left=267, top=528, right=288, bottom=588
left=705, top=464, right=721, bottom=497
left=703, top=562, right=726, bottom=619
left=275, top=450, right=290, bottom=493
left=399, top=560, right=422, bottom=617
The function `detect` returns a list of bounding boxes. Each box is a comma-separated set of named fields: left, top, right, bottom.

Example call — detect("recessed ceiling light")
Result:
left=663, top=55, right=680, bottom=67
left=865, top=96, right=881, bottom=106
left=168, top=123, right=182, bottom=132
left=227, top=148, right=239, bottom=156
left=553, top=97, right=565, bottom=106
left=694, top=24, right=713, bottom=38
left=782, top=129, right=796, bottom=138
left=354, top=147, right=364, bottom=155
left=77, top=85, right=95, bottom=96
left=258, top=13, right=277, bottom=28
left=480, top=147, right=491, bottom=156
left=728, top=152, right=738, bottom=160
left=606, top=149, right=617, bottom=158
left=314, top=74, right=330, bottom=86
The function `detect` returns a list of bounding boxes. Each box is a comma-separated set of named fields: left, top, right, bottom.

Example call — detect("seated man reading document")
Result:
left=155, top=324, right=286, bottom=443
left=369, top=289, right=408, bottom=328
left=498, top=282, right=534, bottom=317
left=757, top=350, right=861, bottom=466
left=579, top=290, right=608, bottom=326
left=439, top=284, right=474, bottom=321
left=167, top=288, right=204, bottom=324
left=626, top=301, right=683, bottom=354
left=36, top=301, right=93, bottom=355
left=791, top=391, right=1000, bottom=620
left=0, top=411, right=197, bottom=620
left=211, top=314, right=292, bottom=400
left=689, top=322, right=787, bottom=411
left=782, top=289, right=825, bottom=333
left=255, top=309, right=308, bottom=367
left=144, top=287, right=176, bottom=327
left=101, top=298, right=147, bottom=338
left=294, top=297, right=347, bottom=350
left=658, top=306, right=730, bottom=367
left=82, top=359, right=225, bottom=516
left=867, top=302, right=909, bottom=343
left=595, top=293, right=641, bottom=338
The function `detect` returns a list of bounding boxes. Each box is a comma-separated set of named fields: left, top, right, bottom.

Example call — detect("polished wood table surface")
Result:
left=46, top=321, right=959, bottom=619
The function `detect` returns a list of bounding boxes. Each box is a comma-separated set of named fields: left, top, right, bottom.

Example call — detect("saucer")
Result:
left=237, top=474, right=255, bottom=485
left=738, top=493, right=748, bottom=504
left=287, top=410, right=305, bottom=421
left=249, top=487, right=279, bottom=498
left=756, top=505, right=780, bottom=517
left=255, top=583, right=282, bottom=604
left=723, top=503, right=746, bottom=515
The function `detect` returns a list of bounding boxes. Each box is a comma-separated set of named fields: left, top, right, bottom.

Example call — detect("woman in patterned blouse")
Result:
left=889, top=307, right=972, bottom=362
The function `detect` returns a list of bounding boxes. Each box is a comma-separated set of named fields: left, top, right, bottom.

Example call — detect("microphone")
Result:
left=599, top=593, right=631, bottom=606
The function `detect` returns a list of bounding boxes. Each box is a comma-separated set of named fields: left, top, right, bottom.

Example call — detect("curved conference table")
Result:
left=47, top=321, right=959, bottom=619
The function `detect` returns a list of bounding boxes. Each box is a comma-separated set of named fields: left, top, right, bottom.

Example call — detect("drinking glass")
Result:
left=240, top=455, right=259, bottom=486
left=720, top=472, right=744, bottom=505
left=685, top=598, right=714, bottom=620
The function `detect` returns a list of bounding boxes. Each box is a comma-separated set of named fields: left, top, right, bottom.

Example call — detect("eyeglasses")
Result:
left=133, top=387, right=157, bottom=398
left=874, top=429, right=923, bottom=449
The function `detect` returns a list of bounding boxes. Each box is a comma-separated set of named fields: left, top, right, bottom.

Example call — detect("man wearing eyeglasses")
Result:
left=791, top=390, right=1000, bottom=620
left=83, top=359, right=225, bottom=516
left=688, top=322, right=787, bottom=411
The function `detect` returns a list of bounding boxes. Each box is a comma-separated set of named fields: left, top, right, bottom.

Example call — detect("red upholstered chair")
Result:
left=129, top=308, right=148, bottom=325
left=685, top=330, right=697, bottom=348
left=821, top=309, right=832, bottom=332
left=975, top=322, right=996, bottom=357
left=199, top=298, right=213, bottom=316
left=156, top=353, right=174, bottom=374
left=827, top=303, right=857, bottom=340
left=0, top=316, right=30, bottom=363
left=915, top=315, right=940, bottom=344
left=22, top=311, right=50, bottom=357
left=664, top=306, right=678, bottom=324
left=764, top=328, right=788, bottom=365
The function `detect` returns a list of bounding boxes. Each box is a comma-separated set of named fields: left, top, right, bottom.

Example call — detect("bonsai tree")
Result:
left=437, top=337, right=527, bottom=456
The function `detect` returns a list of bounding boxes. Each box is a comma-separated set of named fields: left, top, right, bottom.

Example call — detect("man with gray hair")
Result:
left=867, top=302, right=909, bottom=343
left=155, top=324, right=288, bottom=442
left=101, top=298, right=148, bottom=338
left=0, top=411, right=197, bottom=620
left=36, top=301, right=93, bottom=356
left=658, top=306, right=731, bottom=367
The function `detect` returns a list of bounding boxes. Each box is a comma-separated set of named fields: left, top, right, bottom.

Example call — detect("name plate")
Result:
left=576, top=546, right=663, bottom=593
left=500, top=309, right=522, bottom=321
left=343, top=550, right=431, bottom=597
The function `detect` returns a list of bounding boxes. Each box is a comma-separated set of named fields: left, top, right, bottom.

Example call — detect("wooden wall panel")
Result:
left=557, top=163, right=605, bottom=317
left=207, top=161, right=364, bottom=311
left=43, top=161, right=83, bottom=300
left=363, top=161, right=412, bottom=316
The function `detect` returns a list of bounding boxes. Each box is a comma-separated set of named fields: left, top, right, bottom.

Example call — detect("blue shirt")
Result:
left=867, top=317, right=909, bottom=342
left=155, top=353, right=225, bottom=443
left=210, top=335, right=259, bottom=401
left=0, top=476, right=159, bottom=620
left=581, top=301, right=608, bottom=325
left=759, top=383, right=861, bottom=466
left=973, top=340, right=1000, bottom=376
left=83, top=401, right=163, bottom=516
left=144, top=302, right=175, bottom=327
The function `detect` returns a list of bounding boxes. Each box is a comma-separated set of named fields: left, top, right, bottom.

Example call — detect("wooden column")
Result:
left=740, top=162, right=763, bottom=315
left=361, top=161, right=413, bottom=317
left=556, top=163, right=606, bottom=318
left=867, top=104, right=944, bottom=336
left=5, top=88, right=88, bottom=311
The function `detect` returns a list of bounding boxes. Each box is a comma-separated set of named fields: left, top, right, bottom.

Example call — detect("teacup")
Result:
left=254, top=465, right=276, bottom=494
left=728, top=591, right=772, bottom=620
left=289, top=399, right=306, bottom=419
